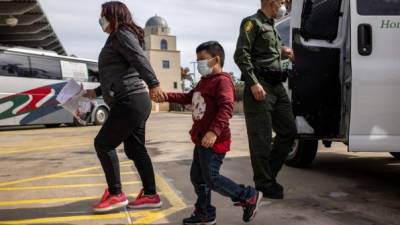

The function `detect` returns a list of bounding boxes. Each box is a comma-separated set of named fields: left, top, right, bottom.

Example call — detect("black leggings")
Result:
left=94, top=93, right=156, bottom=195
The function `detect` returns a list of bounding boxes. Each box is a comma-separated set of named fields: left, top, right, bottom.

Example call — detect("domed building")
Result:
left=144, top=15, right=181, bottom=112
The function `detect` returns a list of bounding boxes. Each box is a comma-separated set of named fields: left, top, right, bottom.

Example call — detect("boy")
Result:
left=163, top=41, right=263, bottom=224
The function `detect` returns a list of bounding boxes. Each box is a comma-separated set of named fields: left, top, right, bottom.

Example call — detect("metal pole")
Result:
left=190, top=61, right=197, bottom=83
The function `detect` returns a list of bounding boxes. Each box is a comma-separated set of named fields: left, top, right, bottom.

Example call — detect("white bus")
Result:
left=279, top=0, right=400, bottom=167
left=0, top=45, right=109, bottom=128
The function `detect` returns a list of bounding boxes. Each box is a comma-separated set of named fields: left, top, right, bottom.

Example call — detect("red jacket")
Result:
left=167, top=72, right=235, bottom=153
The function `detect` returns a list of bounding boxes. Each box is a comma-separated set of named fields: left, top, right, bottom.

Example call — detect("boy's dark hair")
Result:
left=196, top=41, right=225, bottom=67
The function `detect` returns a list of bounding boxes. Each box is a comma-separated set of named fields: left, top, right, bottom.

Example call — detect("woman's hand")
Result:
left=84, top=89, right=97, bottom=99
left=201, top=131, right=217, bottom=149
left=150, top=86, right=168, bottom=103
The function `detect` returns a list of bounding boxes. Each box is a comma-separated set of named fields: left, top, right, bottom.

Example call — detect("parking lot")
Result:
left=0, top=113, right=400, bottom=225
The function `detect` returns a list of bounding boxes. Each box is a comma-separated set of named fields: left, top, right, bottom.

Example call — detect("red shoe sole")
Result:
left=93, top=200, right=129, bottom=213
left=127, top=201, right=163, bottom=209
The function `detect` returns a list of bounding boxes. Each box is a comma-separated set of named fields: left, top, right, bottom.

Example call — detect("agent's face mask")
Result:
left=276, top=4, right=287, bottom=19
left=99, top=16, right=110, bottom=32
left=197, top=58, right=215, bottom=77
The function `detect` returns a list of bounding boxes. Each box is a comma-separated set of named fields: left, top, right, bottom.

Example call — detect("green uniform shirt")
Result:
left=234, top=9, right=283, bottom=87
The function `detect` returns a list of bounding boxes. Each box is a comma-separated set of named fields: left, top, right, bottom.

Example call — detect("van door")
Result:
left=349, top=0, right=400, bottom=152
left=289, top=0, right=349, bottom=139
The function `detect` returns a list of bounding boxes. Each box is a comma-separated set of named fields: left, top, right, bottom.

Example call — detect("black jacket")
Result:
left=95, top=27, right=159, bottom=106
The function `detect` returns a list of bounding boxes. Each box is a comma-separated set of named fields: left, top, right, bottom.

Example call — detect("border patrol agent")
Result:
left=234, top=0, right=296, bottom=199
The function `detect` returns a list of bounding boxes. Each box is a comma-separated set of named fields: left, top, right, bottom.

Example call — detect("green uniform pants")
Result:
left=244, top=80, right=296, bottom=190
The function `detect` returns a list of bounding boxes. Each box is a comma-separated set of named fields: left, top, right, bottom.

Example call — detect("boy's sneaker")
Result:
left=183, top=209, right=216, bottom=225
left=93, top=189, right=128, bottom=213
left=242, top=191, right=263, bottom=223
left=127, top=188, right=163, bottom=209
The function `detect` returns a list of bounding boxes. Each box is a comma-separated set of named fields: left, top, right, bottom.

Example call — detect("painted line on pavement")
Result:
left=56, top=171, right=137, bottom=178
left=0, top=162, right=132, bottom=187
left=0, top=193, right=140, bottom=207
left=0, top=181, right=140, bottom=191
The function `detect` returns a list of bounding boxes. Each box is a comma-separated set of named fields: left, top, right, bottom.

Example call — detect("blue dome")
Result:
left=145, top=15, right=168, bottom=28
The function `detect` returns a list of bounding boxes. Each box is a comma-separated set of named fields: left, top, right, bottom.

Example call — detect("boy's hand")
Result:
left=202, top=131, right=217, bottom=149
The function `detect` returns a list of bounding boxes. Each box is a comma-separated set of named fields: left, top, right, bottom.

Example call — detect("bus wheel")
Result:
left=390, top=152, right=400, bottom=160
left=44, top=124, right=61, bottom=128
left=94, top=107, right=109, bottom=125
left=285, top=140, right=319, bottom=168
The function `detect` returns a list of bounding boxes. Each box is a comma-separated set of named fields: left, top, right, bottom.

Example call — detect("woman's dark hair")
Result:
left=101, top=1, right=145, bottom=45
left=196, top=41, right=225, bottom=67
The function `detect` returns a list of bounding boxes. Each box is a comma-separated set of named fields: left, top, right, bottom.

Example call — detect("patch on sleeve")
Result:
left=243, top=20, right=254, bottom=33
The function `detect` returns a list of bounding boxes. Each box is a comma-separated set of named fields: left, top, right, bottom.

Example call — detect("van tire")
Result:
left=286, top=140, right=319, bottom=168
left=94, top=107, right=109, bottom=125
left=390, top=152, right=400, bottom=160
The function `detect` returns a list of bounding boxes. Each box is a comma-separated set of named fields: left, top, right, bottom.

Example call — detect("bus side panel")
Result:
left=0, top=77, right=72, bottom=126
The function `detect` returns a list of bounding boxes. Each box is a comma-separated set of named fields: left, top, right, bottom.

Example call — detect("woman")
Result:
left=85, top=1, right=167, bottom=213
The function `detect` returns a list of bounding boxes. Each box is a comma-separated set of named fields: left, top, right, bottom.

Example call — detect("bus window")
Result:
left=87, top=62, right=99, bottom=82
left=0, top=52, right=30, bottom=77
left=60, top=60, right=89, bottom=82
left=30, top=57, right=62, bottom=80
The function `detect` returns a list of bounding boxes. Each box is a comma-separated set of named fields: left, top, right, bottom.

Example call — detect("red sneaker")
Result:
left=127, top=189, right=163, bottom=209
left=93, top=189, right=128, bottom=213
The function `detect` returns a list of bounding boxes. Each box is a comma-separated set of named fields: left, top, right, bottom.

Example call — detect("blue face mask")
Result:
left=99, top=16, right=110, bottom=32
left=197, top=58, right=215, bottom=77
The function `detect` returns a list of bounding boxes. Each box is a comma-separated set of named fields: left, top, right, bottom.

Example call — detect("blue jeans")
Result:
left=190, top=145, right=256, bottom=218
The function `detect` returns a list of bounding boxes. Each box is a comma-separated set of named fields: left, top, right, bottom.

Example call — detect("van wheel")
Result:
left=390, top=152, right=400, bottom=160
left=286, top=140, right=319, bottom=168
left=94, top=107, right=109, bottom=125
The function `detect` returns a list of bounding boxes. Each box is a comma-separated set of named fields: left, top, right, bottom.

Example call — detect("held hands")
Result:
left=281, top=46, right=295, bottom=61
left=150, top=86, right=168, bottom=103
left=251, top=83, right=267, bottom=101
left=201, top=131, right=218, bottom=149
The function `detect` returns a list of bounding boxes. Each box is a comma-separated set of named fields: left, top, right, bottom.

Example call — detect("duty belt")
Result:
left=254, top=67, right=290, bottom=85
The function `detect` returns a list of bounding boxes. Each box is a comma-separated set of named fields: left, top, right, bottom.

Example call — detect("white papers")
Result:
left=56, top=79, right=93, bottom=125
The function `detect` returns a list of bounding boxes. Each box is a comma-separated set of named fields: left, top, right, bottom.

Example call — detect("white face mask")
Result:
left=99, top=16, right=110, bottom=32
left=197, top=58, right=214, bottom=77
left=276, top=5, right=287, bottom=19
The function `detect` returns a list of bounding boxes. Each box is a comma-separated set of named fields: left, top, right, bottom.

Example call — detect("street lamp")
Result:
left=190, top=61, right=197, bottom=83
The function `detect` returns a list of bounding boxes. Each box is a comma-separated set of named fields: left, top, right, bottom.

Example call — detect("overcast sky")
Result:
left=39, top=0, right=261, bottom=78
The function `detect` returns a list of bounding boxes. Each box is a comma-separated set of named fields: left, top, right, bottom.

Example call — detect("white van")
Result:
left=281, top=0, right=400, bottom=167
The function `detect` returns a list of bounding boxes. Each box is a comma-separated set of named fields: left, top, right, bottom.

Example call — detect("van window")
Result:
left=0, top=52, right=30, bottom=77
left=30, top=57, right=62, bottom=80
left=87, top=62, right=99, bottom=82
left=300, top=0, right=342, bottom=41
left=358, top=0, right=400, bottom=15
